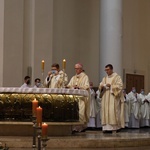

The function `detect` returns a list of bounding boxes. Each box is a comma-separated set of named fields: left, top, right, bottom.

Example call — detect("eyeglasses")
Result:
left=105, top=69, right=110, bottom=71
left=74, top=68, right=81, bottom=70
left=51, top=68, right=57, bottom=70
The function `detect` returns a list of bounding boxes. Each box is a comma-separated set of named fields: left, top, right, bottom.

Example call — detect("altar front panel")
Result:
left=0, top=88, right=88, bottom=122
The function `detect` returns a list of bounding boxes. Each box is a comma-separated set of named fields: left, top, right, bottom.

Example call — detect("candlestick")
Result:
left=32, top=116, right=37, bottom=149
left=32, top=98, right=38, bottom=117
left=63, top=59, right=66, bottom=70
left=42, top=123, right=48, bottom=138
left=41, top=60, right=45, bottom=71
left=41, top=60, right=45, bottom=87
left=37, top=126, right=42, bottom=150
left=41, top=137, right=49, bottom=150
left=62, top=59, right=66, bottom=88
left=36, top=106, right=42, bottom=127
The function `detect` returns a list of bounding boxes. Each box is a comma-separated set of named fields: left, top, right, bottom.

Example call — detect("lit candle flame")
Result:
left=63, top=59, right=66, bottom=70
left=42, top=60, right=45, bottom=71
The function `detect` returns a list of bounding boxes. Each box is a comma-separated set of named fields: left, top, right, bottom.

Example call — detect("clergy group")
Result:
left=21, top=63, right=150, bottom=133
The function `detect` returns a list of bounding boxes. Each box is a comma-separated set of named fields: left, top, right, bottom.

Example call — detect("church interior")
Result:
left=0, top=0, right=150, bottom=149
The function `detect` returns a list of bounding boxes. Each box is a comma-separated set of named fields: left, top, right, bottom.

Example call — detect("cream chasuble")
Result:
left=99, top=72, right=124, bottom=131
left=67, top=72, right=90, bottom=123
left=44, top=70, right=68, bottom=88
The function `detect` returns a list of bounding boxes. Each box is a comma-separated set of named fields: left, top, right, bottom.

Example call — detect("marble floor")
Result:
left=0, top=127, right=150, bottom=150
left=8, top=148, right=150, bottom=150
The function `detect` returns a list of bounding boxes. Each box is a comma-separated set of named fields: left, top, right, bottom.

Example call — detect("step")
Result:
left=0, top=129, right=150, bottom=149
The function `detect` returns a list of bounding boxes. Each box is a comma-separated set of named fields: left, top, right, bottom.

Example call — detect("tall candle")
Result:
left=32, top=98, right=38, bottom=117
left=36, top=106, right=42, bottom=127
left=42, top=60, right=45, bottom=71
left=63, top=59, right=66, bottom=70
left=42, top=123, right=48, bottom=138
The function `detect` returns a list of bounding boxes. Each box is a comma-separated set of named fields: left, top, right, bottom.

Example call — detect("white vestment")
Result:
left=20, top=83, right=30, bottom=88
left=124, top=94, right=130, bottom=127
left=95, top=90, right=102, bottom=128
left=142, top=93, right=150, bottom=127
left=33, top=85, right=37, bottom=88
left=67, top=72, right=90, bottom=123
left=87, top=88, right=97, bottom=127
left=128, top=91, right=141, bottom=128
left=99, top=72, right=124, bottom=131
left=44, top=70, right=68, bottom=88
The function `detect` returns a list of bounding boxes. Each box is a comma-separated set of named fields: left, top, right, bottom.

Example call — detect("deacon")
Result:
left=99, top=64, right=124, bottom=133
left=44, top=63, right=68, bottom=88
left=67, top=63, right=90, bottom=132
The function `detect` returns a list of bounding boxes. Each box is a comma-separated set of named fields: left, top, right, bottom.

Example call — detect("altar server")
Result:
left=33, top=78, right=41, bottom=88
left=20, top=76, right=31, bottom=88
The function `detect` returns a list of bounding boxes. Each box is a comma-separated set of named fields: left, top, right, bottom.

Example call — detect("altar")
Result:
left=0, top=87, right=89, bottom=136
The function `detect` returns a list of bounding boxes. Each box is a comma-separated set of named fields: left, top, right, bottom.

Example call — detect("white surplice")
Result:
left=95, top=90, right=102, bottom=128
left=128, top=91, right=141, bottom=128
left=141, top=93, right=150, bottom=127
left=87, top=88, right=97, bottom=128
left=124, top=94, right=130, bottom=127
left=20, top=83, right=30, bottom=88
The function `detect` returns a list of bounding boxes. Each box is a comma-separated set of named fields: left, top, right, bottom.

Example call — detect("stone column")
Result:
left=0, top=0, right=4, bottom=86
left=100, top=0, right=123, bottom=79
left=0, top=0, right=24, bottom=87
left=24, top=0, right=53, bottom=85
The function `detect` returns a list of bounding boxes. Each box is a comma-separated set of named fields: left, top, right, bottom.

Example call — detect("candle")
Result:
left=42, top=123, right=48, bottom=138
left=41, top=60, right=45, bottom=71
left=36, top=106, right=42, bottom=127
left=63, top=59, right=66, bottom=70
left=32, top=98, right=38, bottom=117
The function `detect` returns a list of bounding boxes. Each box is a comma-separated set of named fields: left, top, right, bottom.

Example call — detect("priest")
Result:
left=44, top=63, right=68, bottom=88
left=67, top=63, right=90, bottom=132
left=99, top=64, right=124, bottom=133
